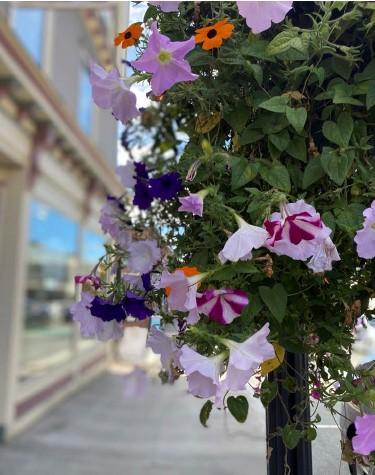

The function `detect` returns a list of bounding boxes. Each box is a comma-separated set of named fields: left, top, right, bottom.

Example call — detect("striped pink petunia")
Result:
left=197, top=289, right=249, bottom=325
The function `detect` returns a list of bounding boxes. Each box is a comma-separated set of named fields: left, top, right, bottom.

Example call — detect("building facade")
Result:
left=0, top=1, right=129, bottom=441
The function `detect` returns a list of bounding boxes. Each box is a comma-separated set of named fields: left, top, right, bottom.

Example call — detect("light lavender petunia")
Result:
left=149, top=1, right=181, bottom=12
left=147, top=327, right=181, bottom=381
left=219, top=215, right=269, bottom=264
left=264, top=200, right=331, bottom=261
left=99, top=197, right=132, bottom=250
left=127, top=239, right=161, bottom=274
left=353, top=413, right=375, bottom=456
left=89, top=63, right=140, bottom=124
left=197, top=288, right=249, bottom=325
left=225, top=323, right=275, bottom=375
left=178, top=189, right=210, bottom=217
left=122, top=368, right=148, bottom=399
left=307, top=237, right=340, bottom=273
left=116, top=162, right=136, bottom=189
left=237, top=1, right=293, bottom=33
left=354, top=200, right=375, bottom=259
left=131, top=22, right=198, bottom=96
left=70, top=292, right=124, bottom=341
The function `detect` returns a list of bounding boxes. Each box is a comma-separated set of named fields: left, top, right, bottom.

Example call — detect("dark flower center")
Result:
left=207, top=28, right=217, bottom=39
left=124, top=31, right=132, bottom=39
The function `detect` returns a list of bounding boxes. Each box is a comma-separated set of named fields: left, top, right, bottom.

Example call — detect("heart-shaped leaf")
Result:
left=322, top=112, right=353, bottom=147
left=259, top=284, right=287, bottom=323
left=320, top=147, right=354, bottom=185
left=286, top=106, right=307, bottom=134
left=227, top=396, right=249, bottom=423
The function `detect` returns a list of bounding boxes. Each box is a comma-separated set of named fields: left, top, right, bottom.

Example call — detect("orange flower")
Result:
left=165, top=266, right=200, bottom=297
left=195, top=19, right=234, bottom=50
left=114, top=23, right=143, bottom=49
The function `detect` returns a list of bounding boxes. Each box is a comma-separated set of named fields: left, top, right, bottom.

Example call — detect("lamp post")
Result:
left=266, top=352, right=313, bottom=475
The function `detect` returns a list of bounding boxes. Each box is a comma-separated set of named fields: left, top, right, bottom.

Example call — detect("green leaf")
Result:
left=225, top=104, right=249, bottom=133
left=322, top=112, right=353, bottom=147
left=331, top=57, right=353, bottom=80
left=231, top=157, right=258, bottom=190
left=199, top=400, right=213, bottom=428
left=322, top=211, right=336, bottom=234
left=320, top=148, right=354, bottom=185
left=187, top=49, right=214, bottom=67
left=281, top=425, right=303, bottom=449
left=227, top=396, right=249, bottom=423
left=259, top=284, right=287, bottom=323
left=259, top=162, right=291, bottom=192
left=143, top=5, right=158, bottom=22
left=286, top=107, right=307, bottom=134
left=266, top=30, right=309, bottom=58
left=244, top=62, right=263, bottom=86
left=240, top=128, right=264, bottom=146
left=366, top=80, right=375, bottom=110
left=258, top=96, right=289, bottom=113
left=305, top=427, right=317, bottom=441
left=286, top=136, right=306, bottom=162
left=269, top=129, right=290, bottom=151
left=336, top=203, right=365, bottom=233
left=247, top=294, right=263, bottom=317
left=332, top=83, right=363, bottom=106
left=260, top=380, right=277, bottom=407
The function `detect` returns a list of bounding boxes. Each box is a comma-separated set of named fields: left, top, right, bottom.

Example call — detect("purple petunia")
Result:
left=89, top=64, right=140, bottom=124
left=90, top=296, right=127, bottom=322
left=131, top=22, right=198, bottom=96
left=127, top=239, right=161, bottom=274
left=133, top=180, right=153, bottom=210
left=124, top=291, right=153, bottom=320
left=150, top=172, right=182, bottom=200
left=353, top=413, right=375, bottom=456
left=149, top=1, right=181, bottom=12
left=177, top=189, right=211, bottom=217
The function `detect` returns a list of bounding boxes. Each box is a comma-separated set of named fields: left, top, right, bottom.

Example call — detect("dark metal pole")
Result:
left=266, top=352, right=313, bottom=475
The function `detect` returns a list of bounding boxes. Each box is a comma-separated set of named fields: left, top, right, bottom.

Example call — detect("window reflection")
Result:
left=20, top=200, right=78, bottom=379
left=12, top=8, right=44, bottom=65
left=77, top=67, right=92, bottom=134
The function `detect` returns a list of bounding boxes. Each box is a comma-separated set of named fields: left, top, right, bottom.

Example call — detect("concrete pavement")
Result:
left=0, top=372, right=349, bottom=475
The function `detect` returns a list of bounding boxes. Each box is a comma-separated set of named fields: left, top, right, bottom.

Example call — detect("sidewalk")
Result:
left=0, top=371, right=349, bottom=475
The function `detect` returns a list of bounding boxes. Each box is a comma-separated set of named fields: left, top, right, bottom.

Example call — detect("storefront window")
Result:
left=77, top=67, right=92, bottom=134
left=12, top=8, right=45, bottom=65
left=20, top=200, right=78, bottom=379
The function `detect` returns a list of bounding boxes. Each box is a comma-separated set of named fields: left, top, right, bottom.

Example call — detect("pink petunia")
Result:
left=354, top=200, right=375, bottom=259
left=89, top=64, right=140, bottom=124
left=197, top=288, right=249, bottom=325
left=353, top=413, right=375, bottom=456
left=264, top=200, right=331, bottom=261
left=131, top=22, right=198, bottom=96
left=219, top=215, right=269, bottom=264
left=237, top=1, right=293, bottom=33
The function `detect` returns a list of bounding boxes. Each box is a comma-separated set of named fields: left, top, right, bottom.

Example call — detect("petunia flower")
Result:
left=90, top=296, right=127, bottom=322
left=116, top=162, right=136, bottom=189
left=150, top=172, right=182, bottom=200
left=131, top=22, right=198, bottom=96
left=149, top=1, right=181, bottom=13
left=306, top=237, right=340, bottom=273
left=99, top=197, right=132, bottom=249
left=122, top=368, right=148, bottom=399
left=354, top=200, right=375, bottom=259
left=219, top=215, right=269, bottom=264
left=74, top=274, right=101, bottom=288
left=197, top=289, right=249, bottom=325
left=195, top=18, right=234, bottom=50
left=158, top=267, right=206, bottom=324
left=147, top=327, right=181, bottom=379
left=353, top=413, right=375, bottom=456
left=237, top=1, right=293, bottom=33
left=225, top=323, right=275, bottom=376
left=264, top=200, right=331, bottom=261
left=71, top=292, right=124, bottom=341
left=127, top=239, right=161, bottom=274
left=114, top=23, right=143, bottom=49
left=89, top=63, right=140, bottom=124
left=179, top=345, right=224, bottom=398
left=133, top=180, right=153, bottom=210
left=178, top=189, right=210, bottom=217
left=123, top=291, right=153, bottom=320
